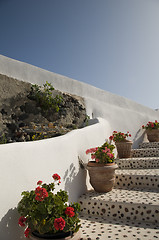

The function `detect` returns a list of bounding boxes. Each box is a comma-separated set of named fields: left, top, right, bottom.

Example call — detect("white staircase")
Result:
left=78, top=142, right=159, bottom=240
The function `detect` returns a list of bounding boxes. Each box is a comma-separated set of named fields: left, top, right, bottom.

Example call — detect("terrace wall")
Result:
left=0, top=54, right=159, bottom=239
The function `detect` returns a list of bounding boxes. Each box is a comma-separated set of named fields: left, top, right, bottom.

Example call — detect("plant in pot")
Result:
left=86, top=142, right=118, bottom=193
left=142, top=120, right=159, bottom=142
left=17, top=174, right=81, bottom=239
left=109, top=131, right=132, bottom=158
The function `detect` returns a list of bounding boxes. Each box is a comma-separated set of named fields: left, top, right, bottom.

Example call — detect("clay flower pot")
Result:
left=30, top=230, right=81, bottom=240
left=146, top=129, right=159, bottom=142
left=87, top=161, right=118, bottom=192
left=115, top=140, right=132, bottom=158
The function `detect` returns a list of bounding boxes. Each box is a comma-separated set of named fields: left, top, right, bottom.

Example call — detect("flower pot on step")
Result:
left=115, top=140, right=132, bottom=158
left=146, top=129, right=159, bottom=142
left=87, top=161, right=118, bottom=193
left=30, top=230, right=81, bottom=240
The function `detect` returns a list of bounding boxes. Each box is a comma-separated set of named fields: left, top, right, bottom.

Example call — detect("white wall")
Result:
left=0, top=54, right=159, bottom=239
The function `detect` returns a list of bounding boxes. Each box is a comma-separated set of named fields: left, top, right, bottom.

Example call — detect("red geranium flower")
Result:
left=35, top=186, right=48, bottom=201
left=52, top=173, right=61, bottom=183
left=37, top=180, right=42, bottom=185
left=65, top=207, right=75, bottom=217
left=18, top=216, right=27, bottom=227
left=109, top=135, right=114, bottom=140
left=54, top=217, right=65, bottom=231
left=24, top=227, right=31, bottom=238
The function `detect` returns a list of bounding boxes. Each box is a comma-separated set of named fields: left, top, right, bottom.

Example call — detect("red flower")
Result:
left=35, top=186, right=48, bottom=201
left=54, top=217, right=65, bottom=231
left=24, top=227, right=31, bottom=238
left=18, top=216, right=27, bottom=227
left=109, top=135, right=114, bottom=140
left=65, top=207, right=75, bottom=217
left=52, top=173, right=61, bottom=183
left=37, top=180, right=42, bottom=185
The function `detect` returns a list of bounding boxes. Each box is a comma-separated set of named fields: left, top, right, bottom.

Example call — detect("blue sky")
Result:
left=0, top=0, right=159, bottom=109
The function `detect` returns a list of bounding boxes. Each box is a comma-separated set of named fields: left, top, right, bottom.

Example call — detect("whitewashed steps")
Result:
left=139, top=142, right=159, bottom=149
left=115, top=157, right=159, bottom=169
left=115, top=169, right=159, bottom=189
left=79, top=215, right=159, bottom=240
left=78, top=142, right=159, bottom=239
left=78, top=188, right=159, bottom=224
left=132, top=148, right=159, bottom=157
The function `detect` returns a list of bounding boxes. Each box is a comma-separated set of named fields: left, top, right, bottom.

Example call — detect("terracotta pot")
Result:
left=87, top=161, right=118, bottom=193
left=115, top=140, right=132, bottom=158
left=146, top=129, right=159, bottom=142
left=30, top=230, right=81, bottom=240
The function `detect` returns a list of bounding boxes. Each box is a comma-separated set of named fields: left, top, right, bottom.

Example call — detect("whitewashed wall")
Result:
left=0, top=54, right=159, bottom=240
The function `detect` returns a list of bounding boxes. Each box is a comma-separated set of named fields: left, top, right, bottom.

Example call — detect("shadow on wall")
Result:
left=0, top=208, right=25, bottom=240
left=133, top=129, right=146, bottom=148
left=64, top=162, right=87, bottom=202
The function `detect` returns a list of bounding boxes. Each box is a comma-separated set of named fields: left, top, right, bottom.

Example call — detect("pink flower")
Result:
left=95, top=159, right=99, bottom=163
left=18, top=216, right=27, bottom=227
left=155, top=120, right=158, bottom=123
left=54, top=217, right=65, bottom=231
left=65, top=207, right=75, bottom=217
left=24, top=227, right=31, bottom=238
left=91, top=154, right=95, bottom=159
left=86, top=149, right=91, bottom=154
left=37, top=180, right=42, bottom=185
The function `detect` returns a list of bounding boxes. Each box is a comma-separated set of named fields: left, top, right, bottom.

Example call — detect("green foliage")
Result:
left=18, top=175, right=81, bottom=236
left=0, top=133, right=7, bottom=144
left=142, top=120, right=159, bottom=130
left=84, top=115, right=90, bottom=126
left=29, top=81, right=63, bottom=112
left=109, top=131, right=131, bottom=142
left=86, top=142, right=115, bottom=164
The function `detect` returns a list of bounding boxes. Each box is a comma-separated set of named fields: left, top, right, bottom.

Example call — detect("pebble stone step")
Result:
left=78, top=142, right=159, bottom=239
left=79, top=215, right=159, bottom=240
left=115, top=157, right=159, bottom=169
left=78, top=188, right=159, bottom=224
left=115, top=169, right=159, bottom=189
left=139, top=142, right=159, bottom=149
left=132, top=148, right=159, bottom=158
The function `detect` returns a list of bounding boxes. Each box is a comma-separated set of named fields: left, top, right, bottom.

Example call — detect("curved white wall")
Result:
left=0, top=54, right=159, bottom=240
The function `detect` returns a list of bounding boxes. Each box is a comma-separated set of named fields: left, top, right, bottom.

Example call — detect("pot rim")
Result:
left=87, top=161, right=118, bottom=170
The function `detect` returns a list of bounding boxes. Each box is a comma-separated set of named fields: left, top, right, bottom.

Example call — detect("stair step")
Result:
left=79, top=215, right=159, bottom=240
left=115, top=157, right=159, bottom=169
left=115, top=169, right=159, bottom=189
left=139, top=142, right=159, bottom=149
left=78, top=188, right=159, bottom=224
left=132, top=148, right=159, bottom=157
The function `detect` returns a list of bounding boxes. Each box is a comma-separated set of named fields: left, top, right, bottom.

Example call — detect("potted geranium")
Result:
left=142, top=120, right=159, bottom=142
left=109, top=131, right=132, bottom=158
left=86, top=142, right=118, bottom=193
left=17, top=174, right=81, bottom=239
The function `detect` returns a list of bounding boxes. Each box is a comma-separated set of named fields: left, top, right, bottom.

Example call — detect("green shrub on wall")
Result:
left=29, top=81, right=63, bottom=112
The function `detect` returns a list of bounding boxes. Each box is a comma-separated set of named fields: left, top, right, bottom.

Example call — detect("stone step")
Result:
left=115, top=169, right=159, bottom=189
left=79, top=215, right=159, bottom=240
left=78, top=188, right=159, bottom=224
left=115, top=157, right=159, bottom=169
left=139, top=142, right=159, bottom=149
left=131, top=148, right=159, bottom=157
